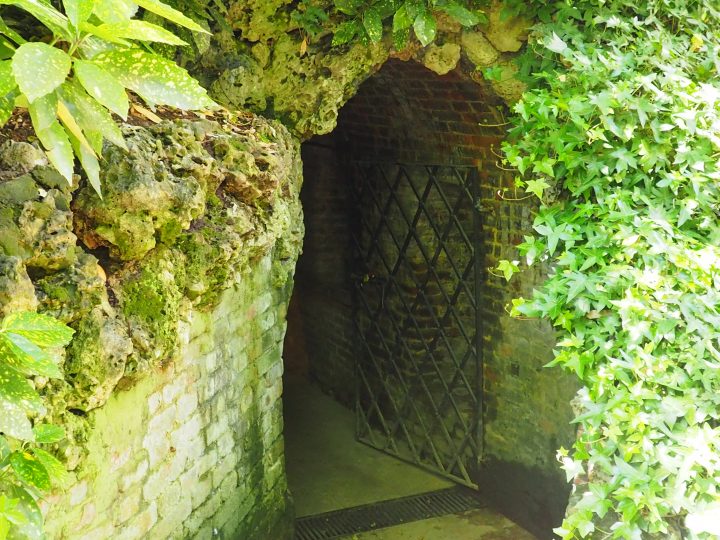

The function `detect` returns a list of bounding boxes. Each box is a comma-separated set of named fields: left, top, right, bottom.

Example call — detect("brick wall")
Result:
left=291, top=58, right=578, bottom=537
left=43, top=252, right=293, bottom=540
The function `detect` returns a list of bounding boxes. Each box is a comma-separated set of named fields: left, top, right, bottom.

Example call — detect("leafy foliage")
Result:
left=317, top=0, right=486, bottom=48
left=498, top=0, right=720, bottom=537
left=0, top=0, right=216, bottom=195
left=0, top=312, right=73, bottom=540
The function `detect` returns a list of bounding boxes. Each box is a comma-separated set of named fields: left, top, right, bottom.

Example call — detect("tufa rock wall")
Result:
left=0, top=110, right=303, bottom=538
left=180, top=0, right=530, bottom=138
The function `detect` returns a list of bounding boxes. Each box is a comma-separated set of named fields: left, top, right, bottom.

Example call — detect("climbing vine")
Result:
left=497, top=0, right=720, bottom=537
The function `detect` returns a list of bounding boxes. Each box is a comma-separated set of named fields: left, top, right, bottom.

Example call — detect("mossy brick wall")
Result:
left=42, top=253, right=293, bottom=540
left=294, top=59, right=578, bottom=537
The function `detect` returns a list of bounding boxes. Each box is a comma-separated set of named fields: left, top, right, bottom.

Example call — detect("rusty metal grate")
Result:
left=294, top=486, right=484, bottom=540
left=350, top=162, right=484, bottom=488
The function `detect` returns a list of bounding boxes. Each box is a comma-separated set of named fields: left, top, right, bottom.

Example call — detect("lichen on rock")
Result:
left=0, top=110, right=304, bottom=469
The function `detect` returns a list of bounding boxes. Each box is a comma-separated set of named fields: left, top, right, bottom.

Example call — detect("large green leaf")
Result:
left=92, top=0, right=136, bottom=23
left=57, top=81, right=126, bottom=149
left=362, top=8, right=383, bottom=43
left=92, top=49, right=215, bottom=109
left=31, top=424, right=65, bottom=444
left=92, top=20, right=187, bottom=45
left=0, top=399, right=34, bottom=441
left=1, top=312, right=74, bottom=348
left=31, top=448, right=67, bottom=486
left=0, top=91, right=14, bottom=127
left=332, top=20, right=361, bottom=46
left=0, top=364, right=44, bottom=414
left=27, top=92, right=57, bottom=132
left=6, top=485, right=42, bottom=540
left=67, top=127, right=102, bottom=197
left=35, top=121, right=75, bottom=184
left=11, top=43, right=71, bottom=103
left=0, top=436, right=9, bottom=461
left=438, top=2, right=483, bottom=26
left=0, top=495, right=27, bottom=527
left=0, top=60, right=16, bottom=96
left=62, top=0, right=94, bottom=29
left=334, top=0, right=362, bottom=16
left=0, top=334, right=62, bottom=379
left=0, top=0, right=71, bottom=40
left=10, top=452, right=50, bottom=491
left=413, top=10, right=436, bottom=46
left=0, top=15, right=25, bottom=45
left=133, top=0, right=209, bottom=33
left=392, top=3, right=413, bottom=31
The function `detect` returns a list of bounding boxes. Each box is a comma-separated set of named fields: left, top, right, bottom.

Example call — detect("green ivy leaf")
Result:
left=545, top=32, right=568, bottom=54
left=91, top=49, right=216, bottom=110
left=93, top=20, right=188, bottom=45
left=133, top=0, right=209, bottom=33
left=73, top=58, right=130, bottom=119
left=497, top=259, right=520, bottom=281
left=362, top=7, right=383, bottom=43
left=0, top=15, right=26, bottom=45
left=31, top=448, right=67, bottom=487
left=10, top=452, right=51, bottom=491
left=0, top=92, right=14, bottom=127
left=0, top=436, right=10, bottom=461
left=0, top=398, right=34, bottom=441
left=413, top=10, right=436, bottom=47
left=31, top=424, right=65, bottom=444
left=32, top=120, right=75, bottom=184
left=11, top=43, right=71, bottom=103
left=526, top=178, right=550, bottom=199
left=0, top=364, right=44, bottom=414
left=1, top=312, right=74, bottom=349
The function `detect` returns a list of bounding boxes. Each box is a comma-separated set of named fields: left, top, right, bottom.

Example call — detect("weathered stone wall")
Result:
left=43, top=253, right=293, bottom=539
left=0, top=109, right=303, bottom=539
left=293, top=58, right=578, bottom=537
left=184, top=0, right=528, bottom=138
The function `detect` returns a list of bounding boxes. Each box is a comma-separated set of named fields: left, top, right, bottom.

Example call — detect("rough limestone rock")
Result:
left=461, top=30, right=500, bottom=67
left=0, top=254, right=37, bottom=317
left=63, top=308, right=134, bottom=411
left=482, top=1, right=530, bottom=52
left=422, top=43, right=462, bottom=75
left=0, top=110, right=303, bottom=466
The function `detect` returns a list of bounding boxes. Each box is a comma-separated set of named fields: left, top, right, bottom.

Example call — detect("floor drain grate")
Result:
left=294, top=487, right=484, bottom=540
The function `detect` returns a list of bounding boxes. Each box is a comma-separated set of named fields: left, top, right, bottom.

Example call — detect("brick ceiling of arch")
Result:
left=334, top=58, right=508, bottom=166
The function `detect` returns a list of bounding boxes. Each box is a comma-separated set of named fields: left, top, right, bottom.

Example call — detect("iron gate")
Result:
left=351, top=162, right=484, bottom=487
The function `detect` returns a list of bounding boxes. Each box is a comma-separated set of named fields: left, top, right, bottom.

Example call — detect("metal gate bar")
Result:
left=351, top=162, right=483, bottom=487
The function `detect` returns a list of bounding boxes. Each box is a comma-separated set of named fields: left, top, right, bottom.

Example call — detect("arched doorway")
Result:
left=283, top=58, right=577, bottom=539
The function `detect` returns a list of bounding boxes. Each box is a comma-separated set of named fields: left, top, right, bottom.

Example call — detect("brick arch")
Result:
left=287, top=54, right=579, bottom=539
left=336, top=58, right=506, bottom=166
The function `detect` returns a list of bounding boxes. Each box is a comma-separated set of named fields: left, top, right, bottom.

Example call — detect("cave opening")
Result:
left=282, top=58, right=574, bottom=539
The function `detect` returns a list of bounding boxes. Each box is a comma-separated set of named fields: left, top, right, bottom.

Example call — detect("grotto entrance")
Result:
left=282, top=59, right=573, bottom=539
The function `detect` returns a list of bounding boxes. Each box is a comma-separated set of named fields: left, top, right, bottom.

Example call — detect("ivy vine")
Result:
left=499, top=0, right=720, bottom=537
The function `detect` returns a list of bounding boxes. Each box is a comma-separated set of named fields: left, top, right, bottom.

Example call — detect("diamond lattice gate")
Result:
left=351, top=162, right=484, bottom=488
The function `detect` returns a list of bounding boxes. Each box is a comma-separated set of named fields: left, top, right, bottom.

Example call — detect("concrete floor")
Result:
left=283, top=376, right=537, bottom=539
